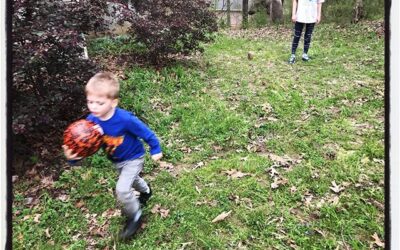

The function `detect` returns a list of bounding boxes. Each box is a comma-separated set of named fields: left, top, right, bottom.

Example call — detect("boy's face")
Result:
left=86, top=92, right=118, bottom=121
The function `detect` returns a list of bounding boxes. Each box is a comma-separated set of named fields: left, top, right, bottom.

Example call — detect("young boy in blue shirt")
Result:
left=63, top=72, right=163, bottom=240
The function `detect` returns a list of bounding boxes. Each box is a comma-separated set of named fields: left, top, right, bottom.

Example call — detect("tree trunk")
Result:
left=353, top=0, right=364, bottom=23
left=270, top=0, right=283, bottom=23
left=227, top=0, right=231, bottom=27
left=242, top=0, right=248, bottom=28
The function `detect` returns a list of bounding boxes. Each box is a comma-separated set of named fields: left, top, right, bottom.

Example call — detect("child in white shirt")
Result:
left=288, top=0, right=324, bottom=64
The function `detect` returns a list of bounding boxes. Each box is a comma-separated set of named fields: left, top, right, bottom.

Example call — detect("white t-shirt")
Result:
left=296, top=0, right=325, bottom=24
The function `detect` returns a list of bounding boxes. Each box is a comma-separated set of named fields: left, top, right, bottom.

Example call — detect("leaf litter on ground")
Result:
left=211, top=210, right=232, bottom=223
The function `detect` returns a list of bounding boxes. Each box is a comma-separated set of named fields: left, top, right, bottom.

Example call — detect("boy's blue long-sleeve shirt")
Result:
left=86, top=107, right=162, bottom=163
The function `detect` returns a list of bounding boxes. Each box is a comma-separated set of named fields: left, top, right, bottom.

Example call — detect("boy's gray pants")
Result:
left=115, top=156, right=149, bottom=217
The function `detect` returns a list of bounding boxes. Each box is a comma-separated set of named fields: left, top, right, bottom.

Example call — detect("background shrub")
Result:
left=12, top=0, right=218, bottom=173
left=128, top=0, right=218, bottom=63
left=247, top=0, right=384, bottom=26
left=11, top=0, right=124, bottom=173
left=321, top=0, right=384, bottom=23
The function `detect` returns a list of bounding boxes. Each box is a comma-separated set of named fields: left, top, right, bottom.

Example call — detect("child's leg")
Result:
left=115, top=157, right=145, bottom=217
left=303, top=23, right=316, bottom=54
left=291, top=22, right=304, bottom=54
left=132, top=175, right=149, bottom=194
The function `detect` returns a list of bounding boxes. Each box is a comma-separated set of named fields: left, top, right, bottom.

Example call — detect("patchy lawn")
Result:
left=13, top=21, right=384, bottom=249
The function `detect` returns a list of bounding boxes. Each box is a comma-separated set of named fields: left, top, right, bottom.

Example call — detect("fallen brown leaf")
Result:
left=22, top=215, right=31, bottom=221
left=24, top=197, right=34, bottom=205
left=372, top=232, right=385, bottom=247
left=225, top=169, right=251, bottom=179
left=229, top=194, right=240, bottom=204
left=180, top=146, right=192, bottom=153
left=329, top=195, right=340, bottom=205
left=271, top=182, right=279, bottom=189
left=159, top=161, right=174, bottom=170
left=213, top=145, right=223, bottom=152
left=315, top=229, right=326, bottom=237
left=240, top=156, right=249, bottom=161
left=41, top=176, right=54, bottom=187
left=267, top=153, right=303, bottom=168
left=101, top=208, right=121, bottom=218
left=194, top=162, right=205, bottom=169
left=267, top=167, right=279, bottom=178
left=311, top=172, right=320, bottom=179
left=373, top=158, right=384, bottom=165
left=212, top=210, right=232, bottom=223
left=75, top=200, right=85, bottom=209
left=316, top=199, right=325, bottom=208
left=369, top=199, right=384, bottom=211
left=271, top=232, right=286, bottom=239
left=179, top=242, right=193, bottom=250
left=269, top=217, right=285, bottom=225
left=45, top=228, right=51, bottom=238
left=151, top=204, right=170, bottom=218
left=195, top=199, right=218, bottom=207
left=72, top=233, right=82, bottom=241
left=303, top=191, right=314, bottom=206
left=271, top=177, right=288, bottom=189
left=27, top=167, right=37, bottom=176
left=240, top=197, right=253, bottom=209
left=57, top=194, right=70, bottom=202
left=329, top=181, right=345, bottom=193
left=33, top=214, right=41, bottom=223
left=268, top=154, right=288, bottom=165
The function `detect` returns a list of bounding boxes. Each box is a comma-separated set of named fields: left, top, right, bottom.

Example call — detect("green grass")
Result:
left=87, top=35, right=146, bottom=56
left=13, top=21, right=384, bottom=249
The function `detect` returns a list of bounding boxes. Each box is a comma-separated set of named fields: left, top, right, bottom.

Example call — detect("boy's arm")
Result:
left=126, top=115, right=162, bottom=158
left=292, top=0, right=298, bottom=23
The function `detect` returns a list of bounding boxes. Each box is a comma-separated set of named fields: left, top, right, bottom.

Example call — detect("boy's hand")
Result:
left=62, top=145, right=83, bottom=161
left=151, top=152, right=163, bottom=162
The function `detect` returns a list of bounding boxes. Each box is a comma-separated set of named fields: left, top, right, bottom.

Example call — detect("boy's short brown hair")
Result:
left=85, top=72, right=120, bottom=99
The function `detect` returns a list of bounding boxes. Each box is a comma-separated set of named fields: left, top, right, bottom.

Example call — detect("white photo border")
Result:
left=390, top=0, right=399, bottom=248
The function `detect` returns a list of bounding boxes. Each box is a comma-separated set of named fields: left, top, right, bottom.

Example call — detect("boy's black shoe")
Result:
left=139, top=185, right=152, bottom=205
left=119, top=210, right=142, bottom=240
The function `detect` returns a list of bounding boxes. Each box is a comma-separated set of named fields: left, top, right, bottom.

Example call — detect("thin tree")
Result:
left=353, top=0, right=364, bottom=23
left=227, top=0, right=231, bottom=27
left=242, top=0, right=248, bottom=28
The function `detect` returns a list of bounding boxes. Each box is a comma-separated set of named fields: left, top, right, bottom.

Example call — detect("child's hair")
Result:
left=85, top=72, right=120, bottom=99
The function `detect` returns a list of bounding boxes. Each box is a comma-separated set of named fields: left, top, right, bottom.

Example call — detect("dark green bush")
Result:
left=128, top=0, right=218, bottom=63
left=11, top=0, right=118, bottom=172
left=12, top=0, right=218, bottom=172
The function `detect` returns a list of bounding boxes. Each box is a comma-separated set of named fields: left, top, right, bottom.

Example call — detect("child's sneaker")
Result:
left=288, top=54, right=296, bottom=64
left=139, top=185, right=152, bottom=205
left=119, top=209, right=142, bottom=240
left=302, top=53, right=310, bottom=61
